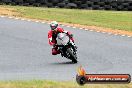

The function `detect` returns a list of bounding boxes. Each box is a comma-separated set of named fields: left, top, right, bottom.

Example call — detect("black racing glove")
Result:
left=69, top=34, right=73, bottom=38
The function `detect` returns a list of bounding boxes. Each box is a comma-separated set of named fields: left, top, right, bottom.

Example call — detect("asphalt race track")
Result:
left=0, top=17, right=132, bottom=81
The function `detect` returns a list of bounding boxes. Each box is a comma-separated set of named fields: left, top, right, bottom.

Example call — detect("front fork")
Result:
left=69, top=40, right=77, bottom=52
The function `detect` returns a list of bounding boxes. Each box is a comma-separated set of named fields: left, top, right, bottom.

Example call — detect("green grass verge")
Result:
left=1, top=5, right=132, bottom=31
left=0, top=80, right=131, bottom=88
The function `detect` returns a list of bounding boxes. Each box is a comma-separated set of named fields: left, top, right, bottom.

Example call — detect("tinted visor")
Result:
left=51, top=26, right=56, bottom=30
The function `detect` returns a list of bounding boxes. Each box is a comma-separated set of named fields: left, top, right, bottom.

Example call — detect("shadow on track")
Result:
left=50, top=61, right=78, bottom=65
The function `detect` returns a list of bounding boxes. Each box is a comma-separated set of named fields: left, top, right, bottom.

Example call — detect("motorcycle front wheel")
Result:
left=67, top=48, right=77, bottom=63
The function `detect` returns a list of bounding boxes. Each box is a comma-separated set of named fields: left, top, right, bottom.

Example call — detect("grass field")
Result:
left=0, top=5, right=132, bottom=32
left=0, top=80, right=131, bottom=88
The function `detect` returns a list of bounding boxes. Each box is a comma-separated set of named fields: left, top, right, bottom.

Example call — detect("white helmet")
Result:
left=50, top=21, right=58, bottom=30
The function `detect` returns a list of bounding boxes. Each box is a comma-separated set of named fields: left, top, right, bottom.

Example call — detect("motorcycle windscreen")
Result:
left=56, top=33, right=70, bottom=45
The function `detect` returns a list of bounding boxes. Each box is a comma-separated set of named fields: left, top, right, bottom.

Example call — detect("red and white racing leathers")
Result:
left=48, top=27, right=74, bottom=55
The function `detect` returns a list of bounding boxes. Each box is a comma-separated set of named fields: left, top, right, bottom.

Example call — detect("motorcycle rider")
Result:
left=48, top=21, right=77, bottom=55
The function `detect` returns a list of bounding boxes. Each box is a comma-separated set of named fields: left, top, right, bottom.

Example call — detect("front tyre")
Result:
left=67, top=48, right=77, bottom=63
